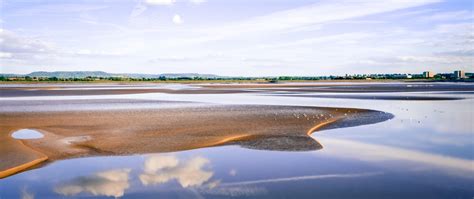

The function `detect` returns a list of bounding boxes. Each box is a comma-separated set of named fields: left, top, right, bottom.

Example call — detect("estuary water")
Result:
left=0, top=85, right=473, bottom=199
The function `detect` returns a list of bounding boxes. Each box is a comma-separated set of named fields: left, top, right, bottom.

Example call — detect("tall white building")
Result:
left=423, top=71, right=434, bottom=78
left=454, top=70, right=466, bottom=79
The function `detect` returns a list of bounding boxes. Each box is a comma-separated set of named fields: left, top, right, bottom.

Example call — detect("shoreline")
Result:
left=1, top=78, right=473, bottom=85
left=0, top=136, right=49, bottom=179
left=0, top=152, right=48, bottom=179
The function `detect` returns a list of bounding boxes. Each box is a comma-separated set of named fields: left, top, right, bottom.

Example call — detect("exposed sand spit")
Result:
left=0, top=104, right=393, bottom=178
left=0, top=132, right=48, bottom=178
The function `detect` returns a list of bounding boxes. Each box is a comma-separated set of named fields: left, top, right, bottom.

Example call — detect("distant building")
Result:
left=454, top=70, right=466, bottom=79
left=393, top=74, right=412, bottom=79
left=423, top=71, right=434, bottom=78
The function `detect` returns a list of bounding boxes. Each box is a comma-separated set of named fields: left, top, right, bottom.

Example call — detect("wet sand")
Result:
left=202, top=83, right=474, bottom=93
left=271, top=94, right=465, bottom=101
left=0, top=87, right=255, bottom=97
left=1, top=82, right=474, bottom=97
left=0, top=103, right=392, bottom=178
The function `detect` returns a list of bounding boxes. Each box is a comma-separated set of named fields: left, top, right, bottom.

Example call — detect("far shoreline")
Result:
left=1, top=79, right=473, bottom=85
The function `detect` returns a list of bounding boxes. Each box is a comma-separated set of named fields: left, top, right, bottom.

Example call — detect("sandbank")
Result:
left=0, top=103, right=392, bottom=178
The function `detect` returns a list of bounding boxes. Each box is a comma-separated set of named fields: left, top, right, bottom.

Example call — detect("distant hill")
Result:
left=121, top=73, right=220, bottom=79
left=0, top=73, right=23, bottom=77
left=1, top=71, right=221, bottom=79
left=27, top=71, right=113, bottom=78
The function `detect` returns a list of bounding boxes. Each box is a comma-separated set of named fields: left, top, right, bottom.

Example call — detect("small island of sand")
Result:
left=0, top=100, right=392, bottom=179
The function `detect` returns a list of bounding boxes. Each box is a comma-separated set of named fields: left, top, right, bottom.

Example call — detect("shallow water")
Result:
left=0, top=85, right=473, bottom=199
left=11, top=129, right=44, bottom=140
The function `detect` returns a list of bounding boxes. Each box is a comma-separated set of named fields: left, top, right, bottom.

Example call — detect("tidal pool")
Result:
left=11, top=129, right=44, bottom=140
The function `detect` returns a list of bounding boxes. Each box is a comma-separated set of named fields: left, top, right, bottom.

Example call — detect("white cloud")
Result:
left=8, top=4, right=109, bottom=17
left=420, top=10, right=473, bottom=21
left=149, top=55, right=193, bottom=62
left=0, top=52, right=12, bottom=58
left=173, top=14, right=183, bottom=24
left=145, top=0, right=176, bottom=6
left=395, top=55, right=470, bottom=64
left=73, top=49, right=125, bottom=56
left=54, top=169, right=131, bottom=198
left=0, top=29, right=53, bottom=54
left=129, top=2, right=148, bottom=18
left=140, top=155, right=213, bottom=188
left=192, top=0, right=441, bottom=42
left=130, top=0, right=176, bottom=18
left=435, top=22, right=473, bottom=34
left=390, top=8, right=438, bottom=18
left=257, top=32, right=373, bottom=49
left=0, top=29, right=59, bottom=65
left=190, top=0, right=207, bottom=4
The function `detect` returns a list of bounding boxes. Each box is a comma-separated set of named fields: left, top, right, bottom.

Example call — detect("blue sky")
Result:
left=0, top=0, right=472, bottom=76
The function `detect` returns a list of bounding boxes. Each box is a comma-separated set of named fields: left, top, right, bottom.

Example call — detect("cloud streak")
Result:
left=190, top=0, right=441, bottom=42
left=145, top=0, right=176, bottom=6
left=220, top=172, right=383, bottom=186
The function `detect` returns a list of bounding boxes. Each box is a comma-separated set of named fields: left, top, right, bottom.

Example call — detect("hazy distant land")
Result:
left=1, top=71, right=473, bottom=83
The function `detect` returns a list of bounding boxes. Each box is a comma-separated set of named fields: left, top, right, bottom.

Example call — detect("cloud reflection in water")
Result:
left=21, top=187, right=35, bottom=199
left=139, top=155, right=213, bottom=188
left=54, top=168, right=131, bottom=198
left=318, top=137, right=474, bottom=176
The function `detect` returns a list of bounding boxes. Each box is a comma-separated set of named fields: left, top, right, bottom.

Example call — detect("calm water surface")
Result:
left=1, top=90, right=473, bottom=199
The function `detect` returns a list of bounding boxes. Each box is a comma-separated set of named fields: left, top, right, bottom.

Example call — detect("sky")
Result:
left=0, top=0, right=472, bottom=76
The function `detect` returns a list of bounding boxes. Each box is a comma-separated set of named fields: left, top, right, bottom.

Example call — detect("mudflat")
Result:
left=1, top=82, right=474, bottom=97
